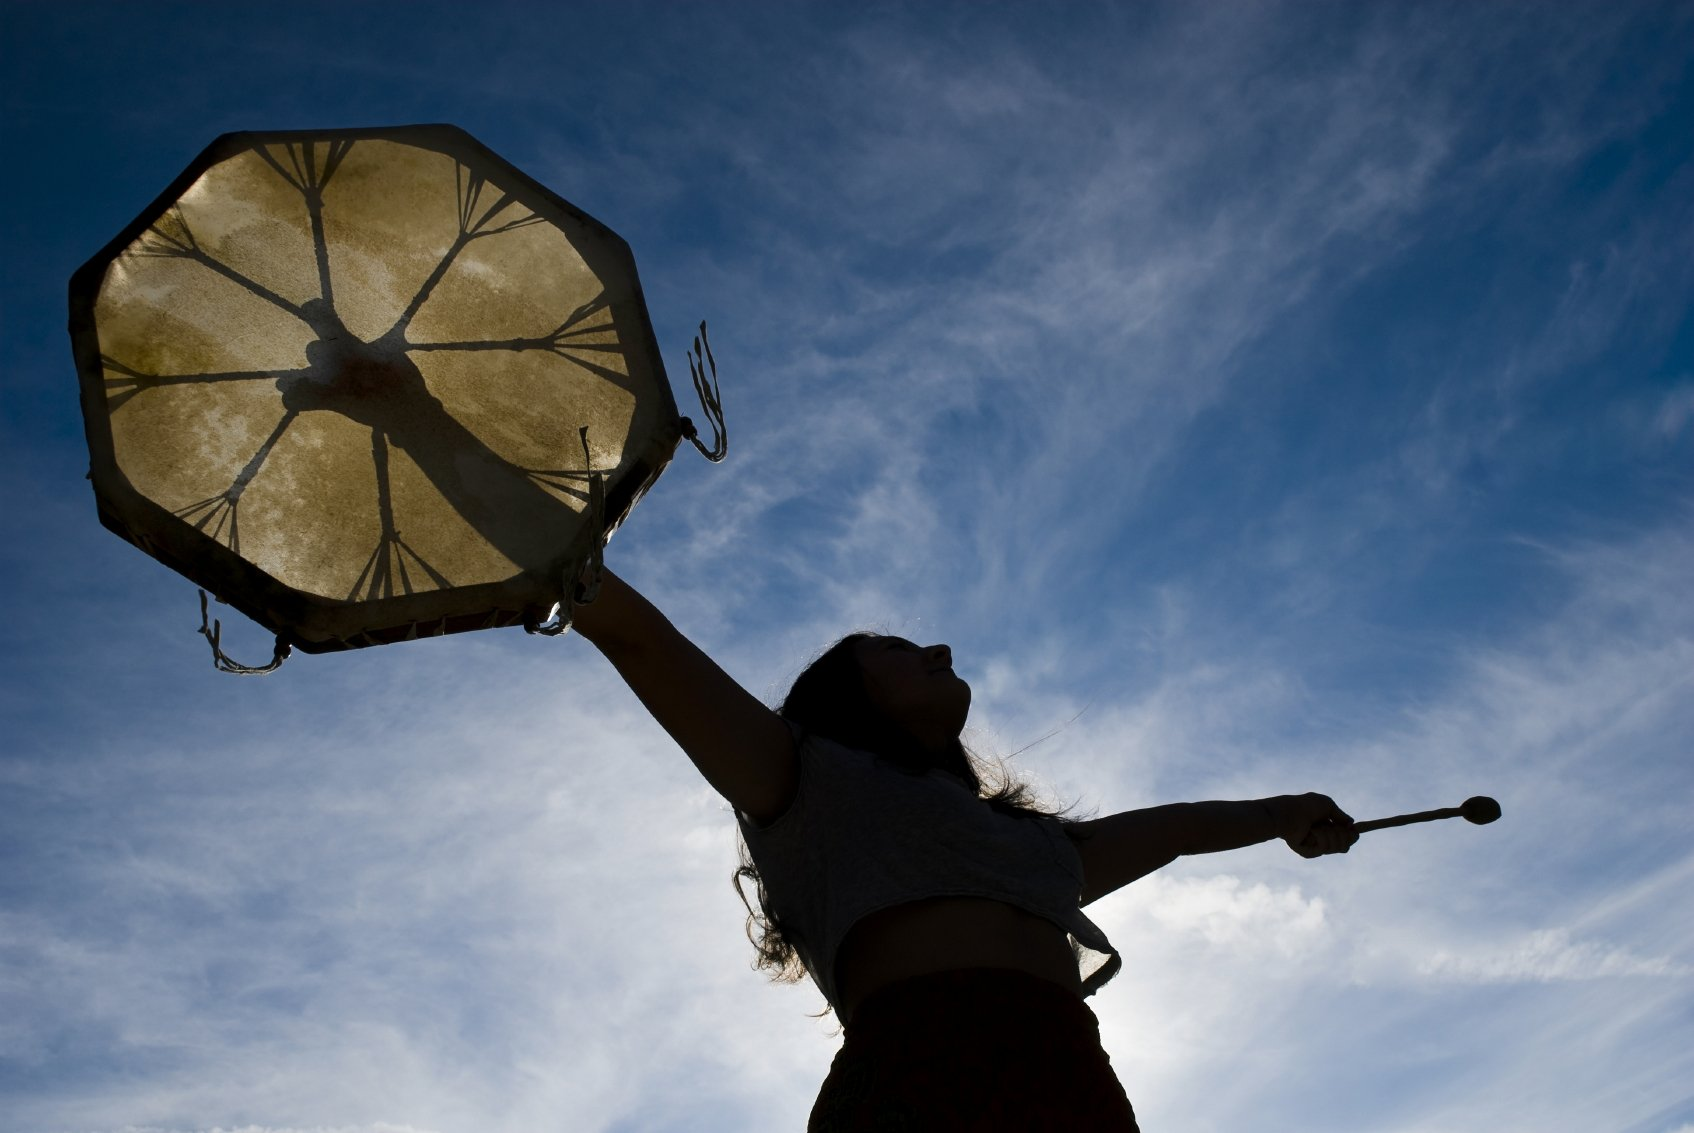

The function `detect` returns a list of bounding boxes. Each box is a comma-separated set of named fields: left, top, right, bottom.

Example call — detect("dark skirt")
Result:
left=808, top=968, right=1140, bottom=1132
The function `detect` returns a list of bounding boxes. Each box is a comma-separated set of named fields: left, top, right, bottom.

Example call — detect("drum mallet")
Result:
left=1350, top=795, right=1501, bottom=836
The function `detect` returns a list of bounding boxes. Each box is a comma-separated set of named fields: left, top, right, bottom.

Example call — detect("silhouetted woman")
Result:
left=571, top=568, right=1356, bottom=1131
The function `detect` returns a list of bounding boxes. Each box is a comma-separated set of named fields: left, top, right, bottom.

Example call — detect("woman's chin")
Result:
left=946, top=678, right=972, bottom=726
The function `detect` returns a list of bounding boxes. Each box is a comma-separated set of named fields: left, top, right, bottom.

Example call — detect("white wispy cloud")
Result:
left=1132, top=874, right=1330, bottom=959
left=1652, top=382, right=1694, bottom=439
left=1416, top=928, right=1690, bottom=983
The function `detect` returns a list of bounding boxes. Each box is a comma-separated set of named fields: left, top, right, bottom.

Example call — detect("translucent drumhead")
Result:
left=71, top=125, right=681, bottom=652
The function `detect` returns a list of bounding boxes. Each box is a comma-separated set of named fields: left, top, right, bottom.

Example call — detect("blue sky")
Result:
left=2, top=2, right=1691, bottom=1131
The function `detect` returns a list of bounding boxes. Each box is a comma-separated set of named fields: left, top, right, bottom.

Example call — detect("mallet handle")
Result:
left=1350, top=806, right=1463, bottom=834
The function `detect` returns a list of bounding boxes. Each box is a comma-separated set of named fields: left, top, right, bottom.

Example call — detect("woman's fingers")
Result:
left=1298, top=820, right=1359, bottom=857
left=1273, top=794, right=1359, bottom=857
left=1290, top=795, right=1359, bottom=857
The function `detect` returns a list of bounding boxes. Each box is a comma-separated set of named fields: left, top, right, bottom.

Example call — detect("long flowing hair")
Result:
left=732, top=632, right=1080, bottom=989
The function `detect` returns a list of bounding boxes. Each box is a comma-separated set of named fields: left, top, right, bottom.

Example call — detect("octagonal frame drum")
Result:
left=70, top=124, right=694, bottom=654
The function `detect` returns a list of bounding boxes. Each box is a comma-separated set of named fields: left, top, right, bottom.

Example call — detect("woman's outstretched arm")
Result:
left=1065, top=794, right=1356, bottom=906
left=570, top=568, right=798, bottom=825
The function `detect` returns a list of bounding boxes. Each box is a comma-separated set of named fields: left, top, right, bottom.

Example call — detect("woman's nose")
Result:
left=927, top=644, right=952, bottom=668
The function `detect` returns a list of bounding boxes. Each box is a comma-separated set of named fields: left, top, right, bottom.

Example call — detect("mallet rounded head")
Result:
left=1460, top=796, right=1501, bottom=825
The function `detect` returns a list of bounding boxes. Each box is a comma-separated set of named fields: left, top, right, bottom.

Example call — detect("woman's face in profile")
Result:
left=853, top=636, right=971, bottom=747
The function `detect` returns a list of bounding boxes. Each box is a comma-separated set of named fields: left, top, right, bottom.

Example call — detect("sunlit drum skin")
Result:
left=279, top=298, right=576, bottom=577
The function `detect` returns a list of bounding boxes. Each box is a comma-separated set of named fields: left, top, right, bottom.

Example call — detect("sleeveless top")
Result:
left=735, top=728, right=1121, bottom=1015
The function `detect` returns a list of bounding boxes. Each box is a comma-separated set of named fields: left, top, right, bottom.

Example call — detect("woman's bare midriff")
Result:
left=834, top=896, right=1083, bottom=1024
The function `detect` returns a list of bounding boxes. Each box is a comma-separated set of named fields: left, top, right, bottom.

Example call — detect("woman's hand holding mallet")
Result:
left=1268, top=793, right=1360, bottom=857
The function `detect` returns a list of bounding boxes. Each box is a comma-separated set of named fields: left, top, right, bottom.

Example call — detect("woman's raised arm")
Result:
left=570, top=568, right=798, bottom=825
